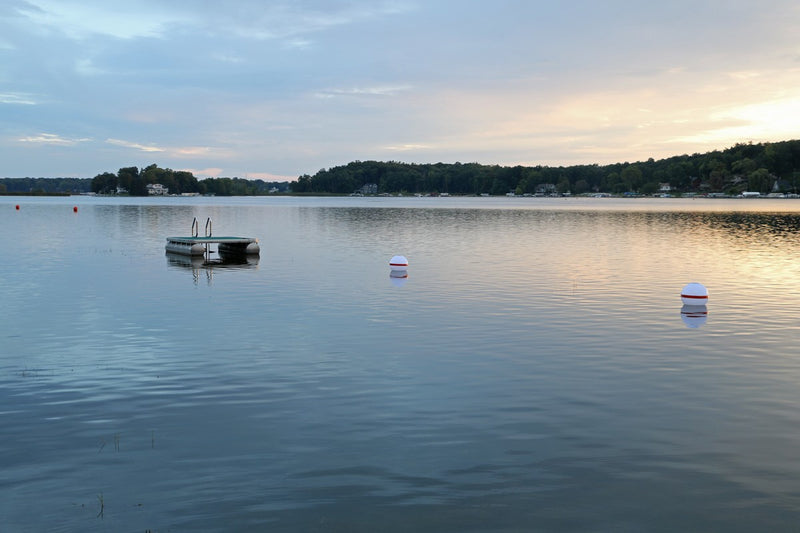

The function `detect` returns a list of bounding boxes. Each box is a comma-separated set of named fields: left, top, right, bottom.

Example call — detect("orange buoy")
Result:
left=73, top=206, right=78, bottom=213
left=15, top=204, right=20, bottom=210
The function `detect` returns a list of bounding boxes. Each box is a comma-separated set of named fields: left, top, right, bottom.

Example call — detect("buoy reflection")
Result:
left=389, top=269, right=408, bottom=287
left=680, top=305, right=708, bottom=328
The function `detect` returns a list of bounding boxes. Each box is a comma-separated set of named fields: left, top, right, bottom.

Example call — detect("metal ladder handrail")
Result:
left=191, top=217, right=199, bottom=237
left=203, top=217, right=212, bottom=262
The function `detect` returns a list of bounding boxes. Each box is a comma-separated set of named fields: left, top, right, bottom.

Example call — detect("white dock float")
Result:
left=166, top=236, right=260, bottom=256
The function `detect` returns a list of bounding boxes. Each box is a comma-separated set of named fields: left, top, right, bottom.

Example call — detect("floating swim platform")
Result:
left=165, top=217, right=260, bottom=257
left=165, top=236, right=260, bottom=256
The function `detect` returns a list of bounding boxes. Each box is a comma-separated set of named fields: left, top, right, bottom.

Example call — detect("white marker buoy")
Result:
left=681, top=282, right=708, bottom=306
left=389, top=255, right=408, bottom=271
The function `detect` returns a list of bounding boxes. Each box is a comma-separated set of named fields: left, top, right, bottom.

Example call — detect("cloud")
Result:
left=0, top=92, right=38, bottom=105
left=384, top=143, right=430, bottom=152
left=211, top=52, right=245, bottom=64
left=173, top=146, right=212, bottom=156
left=15, top=0, right=415, bottom=45
left=314, top=85, right=412, bottom=99
left=106, top=138, right=224, bottom=159
left=186, top=168, right=294, bottom=181
left=75, top=58, right=106, bottom=76
left=18, top=133, right=90, bottom=145
left=668, top=97, right=800, bottom=146
left=2, top=1, right=800, bottom=179
left=237, top=171, right=296, bottom=181
left=282, top=38, right=312, bottom=50
left=406, top=61, right=800, bottom=166
left=186, top=167, right=223, bottom=178
left=106, top=138, right=165, bottom=153
left=18, top=0, right=177, bottom=39
left=219, top=1, right=415, bottom=41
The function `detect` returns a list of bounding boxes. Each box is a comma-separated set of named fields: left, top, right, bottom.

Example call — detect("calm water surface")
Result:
left=2, top=196, right=800, bottom=531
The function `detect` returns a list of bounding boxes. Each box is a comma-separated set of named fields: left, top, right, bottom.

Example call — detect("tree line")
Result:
left=90, top=164, right=290, bottom=196
left=1, top=167, right=291, bottom=196
left=4, top=140, right=800, bottom=196
left=0, top=177, right=90, bottom=194
left=292, top=140, right=800, bottom=195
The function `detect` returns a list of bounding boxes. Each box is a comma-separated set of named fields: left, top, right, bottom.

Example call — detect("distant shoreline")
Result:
left=0, top=191, right=70, bottom=197
left=3, top=192, right=799, bottom=199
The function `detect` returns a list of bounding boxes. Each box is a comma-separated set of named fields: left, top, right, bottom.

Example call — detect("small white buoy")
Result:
left=681, top=282, right=708, bottom=306
left=389, top=255, right=408, bottom=271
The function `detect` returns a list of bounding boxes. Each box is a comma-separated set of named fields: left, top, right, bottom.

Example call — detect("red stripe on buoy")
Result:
left=681, top=294, right=707, bottom=299
left=389, top=263, right=408, bottom=267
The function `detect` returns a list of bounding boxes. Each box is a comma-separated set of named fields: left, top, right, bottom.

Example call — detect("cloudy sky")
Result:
left=2, top=1, right=799, bottom=180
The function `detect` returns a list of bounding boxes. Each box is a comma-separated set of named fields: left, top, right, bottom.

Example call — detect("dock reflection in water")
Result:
left=166, top=251, right=259, bottom=285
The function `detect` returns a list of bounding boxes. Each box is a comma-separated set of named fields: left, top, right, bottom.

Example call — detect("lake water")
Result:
left=3, top=195, right=800, bottom=532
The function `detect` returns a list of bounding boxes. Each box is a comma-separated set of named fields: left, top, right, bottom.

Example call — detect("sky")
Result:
left=2, top=1, right=799, bottom=181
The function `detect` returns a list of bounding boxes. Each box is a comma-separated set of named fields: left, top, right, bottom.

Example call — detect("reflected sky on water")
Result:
left=2, top=196, right=800, bottom=531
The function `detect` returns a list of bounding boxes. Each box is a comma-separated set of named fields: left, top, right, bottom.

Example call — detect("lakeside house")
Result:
left=147, top=183, right=169, bottom=195
left=357, top=183, right=378, bottom=195
left=535, top=183, right=557, bottom=196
